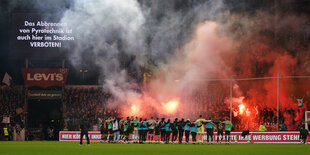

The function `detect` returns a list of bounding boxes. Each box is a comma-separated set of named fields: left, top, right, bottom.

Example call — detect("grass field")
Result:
left=0, top=141, right=309, bottom=155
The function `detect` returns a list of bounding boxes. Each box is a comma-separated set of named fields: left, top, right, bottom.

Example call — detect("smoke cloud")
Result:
left=61, top=0, right=146, bottom=110
left=59, top=0, right=310, bottom=127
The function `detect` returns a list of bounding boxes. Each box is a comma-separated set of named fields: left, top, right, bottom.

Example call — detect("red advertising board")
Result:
left=59, top=131, right=102, bottom=142
left=217, top=132, right=309, bottom=143
left=59, top=131, right=310, bottom=143
left=22, top=68, right=68, bottom=87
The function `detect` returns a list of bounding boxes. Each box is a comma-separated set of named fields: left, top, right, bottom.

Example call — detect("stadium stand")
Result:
left=0, top=86, right=25, bottom=140
left=63, top=86, right=115, bottom=131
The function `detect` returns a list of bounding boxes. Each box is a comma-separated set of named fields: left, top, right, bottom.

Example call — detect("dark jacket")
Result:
left=80, top=119, right=90, bottom=132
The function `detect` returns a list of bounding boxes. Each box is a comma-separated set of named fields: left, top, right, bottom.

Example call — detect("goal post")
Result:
left=305, top=111, right=310, bottom=130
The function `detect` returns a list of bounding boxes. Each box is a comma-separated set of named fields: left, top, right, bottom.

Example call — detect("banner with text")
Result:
left=11, top=13, right=75, bottom=58
left=60, top=131, right=101, bottom=142
left=59, top=131, right=310, bottom=143
left=28, top=90, right=62, bottom=99
left=22, top=68, right=68, bottom=87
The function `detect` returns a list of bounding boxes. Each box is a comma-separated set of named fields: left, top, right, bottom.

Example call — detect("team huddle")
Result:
left=99, top=115, right=233, bottom=144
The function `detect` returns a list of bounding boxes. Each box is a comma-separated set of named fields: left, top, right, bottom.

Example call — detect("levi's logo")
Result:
left=26, top=73, right=64, bottom=81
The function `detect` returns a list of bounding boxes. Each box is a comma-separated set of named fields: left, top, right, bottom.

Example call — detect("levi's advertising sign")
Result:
left=59, top=131, right=310, bottom=143
left=22, top=68, right=68, bottom=87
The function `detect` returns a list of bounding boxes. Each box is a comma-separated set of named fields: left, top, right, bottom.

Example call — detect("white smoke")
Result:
left=60, top=0, right=230, bottom=117
left=61, top=0, right=146, bottom=107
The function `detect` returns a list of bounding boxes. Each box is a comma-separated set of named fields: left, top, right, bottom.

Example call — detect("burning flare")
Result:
left=131, top=105, right=136, bottom=111
left=164, top=100, right=179, bottom=114
left=239, top=104, right=245, bottom=114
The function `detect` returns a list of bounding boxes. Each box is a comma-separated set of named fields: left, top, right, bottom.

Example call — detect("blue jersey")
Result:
left=142, top=121, right=148, bottom=130
left=206, top=121, right=213, bottom=129
left=160, top=122, right=166, bottom=130
left=165, top=123, right=172, bottom=132
left=185, top=122, right=191, bottom=131
left=190, top=124, right=197, bottom=133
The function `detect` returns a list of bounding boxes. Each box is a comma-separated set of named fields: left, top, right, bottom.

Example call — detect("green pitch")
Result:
left=0, top=141, right=309, bottom=155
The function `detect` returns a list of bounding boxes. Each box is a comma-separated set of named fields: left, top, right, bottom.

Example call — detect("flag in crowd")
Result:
left=2, top=72, right=12, bottom=86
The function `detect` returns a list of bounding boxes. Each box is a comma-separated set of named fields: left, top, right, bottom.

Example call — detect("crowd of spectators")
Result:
left=0, top=86, right=25, bottom=122
left=253, top=105, right=308, bottom=131
left=0, top=86, right=25, bottom=140
left=188, top=85, right=230, bottom=121
left=186, top=83, right=307, bottom=131
left=62, top=87, right=116, bottom=130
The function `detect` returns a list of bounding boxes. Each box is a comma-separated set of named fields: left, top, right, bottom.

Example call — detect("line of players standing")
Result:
left=100, top=115, right=233, bottom=144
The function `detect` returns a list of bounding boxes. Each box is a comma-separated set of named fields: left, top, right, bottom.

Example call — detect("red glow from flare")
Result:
left=127, top=104, right=140, bottom=116
left=239, top=104, right=245, bottom=114
left=164, top=100, right=179, bottom=114
left=131, top=105, right=136, bottom=111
